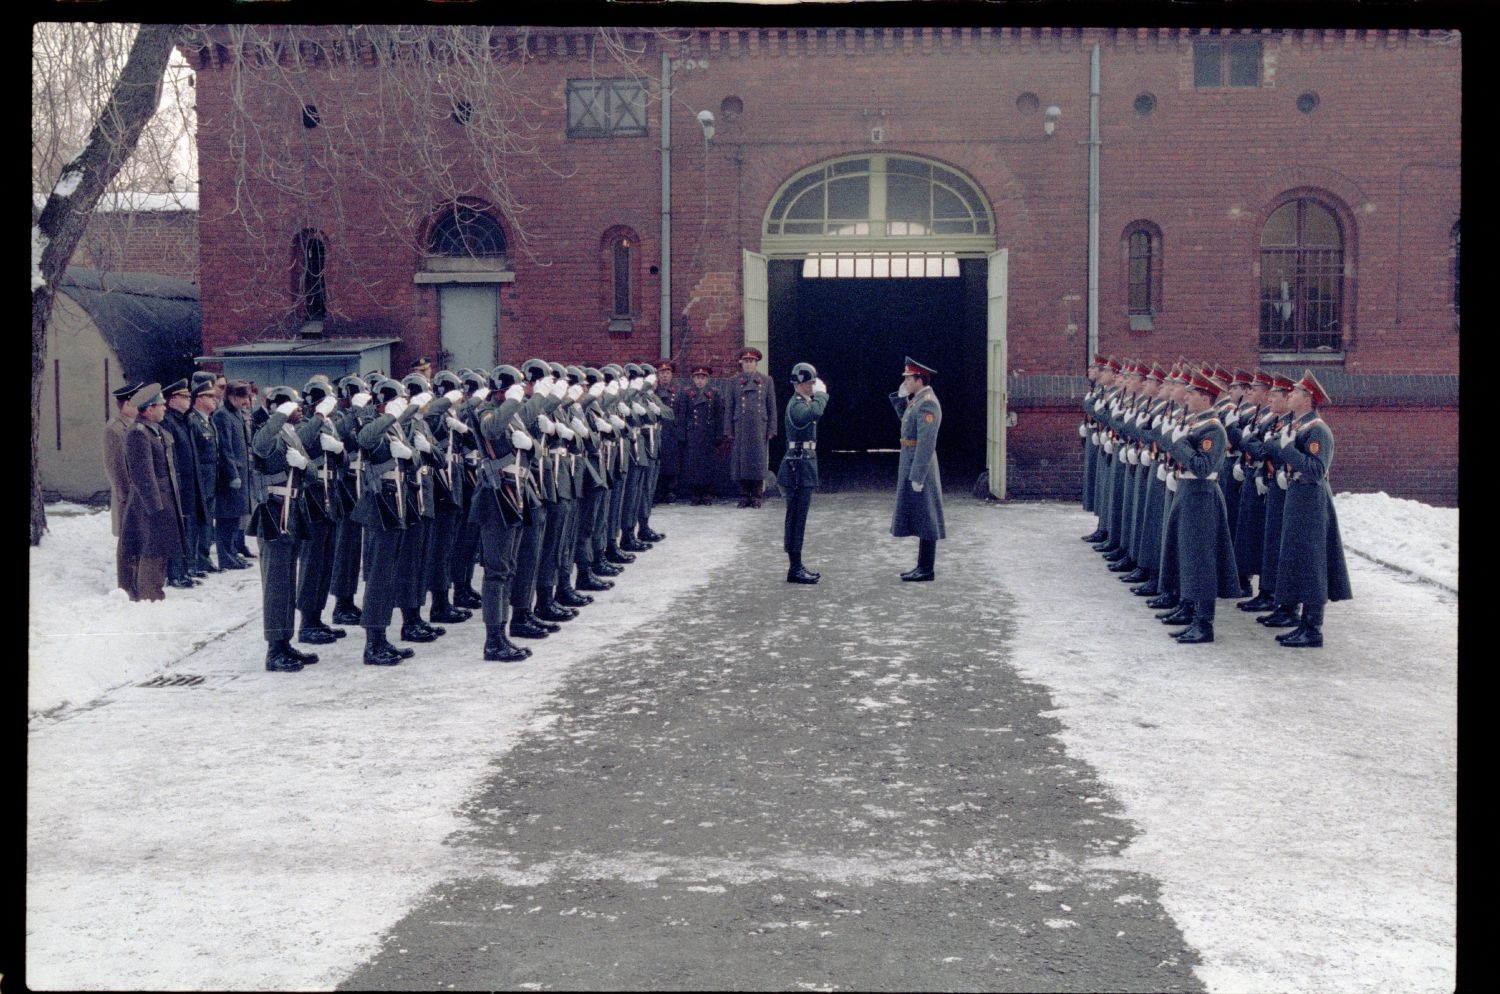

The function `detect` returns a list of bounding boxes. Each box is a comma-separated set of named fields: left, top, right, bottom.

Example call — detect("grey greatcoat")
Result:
left=889, top=385, right=946, bottom=540
left=1159, top=413, right=1241, bottom=601
left=213, top=403, right=252, bottom=519
left=1274, top=412, right=1353, bottom=606
left=120, top=420, right=186, bottom=558
left=103, top=414, right=132, bottom=537
left=725, top=371, right=776, bottom=481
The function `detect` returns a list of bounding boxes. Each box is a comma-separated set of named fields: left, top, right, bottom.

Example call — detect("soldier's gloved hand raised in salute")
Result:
left=911, top=479, right=924, bottom=492
left=812, top=378, right=827, bottom=395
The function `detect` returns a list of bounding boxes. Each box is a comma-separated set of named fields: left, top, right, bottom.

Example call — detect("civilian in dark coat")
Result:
left=677, top=365, right=723, bottom=505
left=212, top=383, right=253, bottom=569
left=725, top=347, right=777, bottom=507
left=119, top=385, right=185, bottom=601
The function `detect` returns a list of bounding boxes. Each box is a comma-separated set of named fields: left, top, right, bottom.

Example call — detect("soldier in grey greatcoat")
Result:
left=104, top=381, right=140, bottom=597
left=725, top=347, right=777, bottom=508
left=890, top=357, right=945, bottom=582
left=247, top=385, right=319, bottom=672
left=778, top=362, right=829, bottom=584
left=119, top=385, right=185, bottom=602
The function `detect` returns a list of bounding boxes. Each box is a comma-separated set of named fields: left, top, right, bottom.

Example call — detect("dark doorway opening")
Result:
left=767, top=258, right=988, bottom=492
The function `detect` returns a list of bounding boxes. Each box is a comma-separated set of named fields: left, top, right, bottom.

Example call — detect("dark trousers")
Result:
left=480, top=520, right=522, bottom=627
left=537, top=498, right=569, bottom=589
left=296, top=517, right=336, bottom=619
left=622, top=463, right=647, bottom=539
left=606, top=474, right=627, bottom=546
left=258, top=536, right=299, bottom=643
left=511, top=507, right=547, bottom=609
left=189, top=515, right=212, bottom=567
left=557, top=496, right=582, bottom=582
left=578, top=487, right=607, bottom=567
left=214, top=517, right=240, bottom=565
left=783, top=484, right=814, bottom=563
left=360, top=527, right=404, bottom=629
left=639, top=459, right=661, bottom=529
left=117, top=537, right=139, bottom=599
left=917, top=538, right=937, bottom=572
left=450, top=510, right=481, bottom=593
left=330, top=514, right=362, bottom=602
left=399, top=516, right=435, bottom=611
left=428, top=501, right=462, bottom=598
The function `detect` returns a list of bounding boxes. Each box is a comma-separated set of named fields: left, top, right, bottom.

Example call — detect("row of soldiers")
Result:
left=1079, top=357, right=1352, bottom=647
left=238, top=359, right=684, bottom=670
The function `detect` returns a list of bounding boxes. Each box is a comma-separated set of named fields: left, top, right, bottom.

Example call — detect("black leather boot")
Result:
left=605, top=545, right=635, bottom=565
left=1257, top=606, right=1301, bottom=628
left=281, top=640, right=319, bottom=665
left=593, top=557, right=623, bottom=576
left=535, top=587, right=577, bottom=622
left=400, top=619, right=443, bottom=642
left=1130, top=577, right=1159, bottom=596
left=1276, top=622, right=1309, bottom=644
left=787, top=565, right=820, bottom=584
left=639, top=526, right=665, bottom=543
left=265, top=642, right=304, bottom=672
left=557, top=574, right=593, bottom=606
left=620, top=534, right=651, bottom=553
left=452, top=585, right=483, bottom=610
left=483, top=624, right=531, bottom=662
left=578, top=569, right=614, bottom=591
left=298, top=623, right=339, bottom=645
left=332, top=600, right=362, bottom=626
left=1107, top=557, right=1137, bottom=573
left=1237, top=591, right=1275, bottom=612
left=1145, top=592, right=1178, bottom=610
left=1158, top=603, right=1195, bottom=625
left=1081, top=528, right=1107, bottom=542
left=1279, top=624, right=1324, bottom=648
left=363, top=630, right=403, bottom=666
left=430, top=594, right=473, bottom=624
left=1120, top=566, right=1151, bottom=583
left=509, top=608, right=551, bottom=639
left=1092, top=541, right=1117, bottom=553
left=1173, top=618, right=1215, bottom=644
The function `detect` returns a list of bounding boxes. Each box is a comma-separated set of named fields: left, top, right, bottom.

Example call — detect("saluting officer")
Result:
left=779, top=362, right=829, bottom=584
left=1253, top=375, right=1299, bottom=630
left=351, top=378, right=419, bottom=665
left=725, top=347, right=777, bottom=508
left=329, top=375, right=374, bottom=627
left=890, top=357, right=945, bottom=582
left=426, top=369, right=476, bottom=626
left=1269, top=372, right=1353, bottom=648
left=247, top=385, right=318, bottom=671
left=473, top=364, right=534, bottom=662
left=293, top=377, right=347, bottom=646
left=448, top=368, right=491, bottom=612
left=634, top=362, right=669, bottom=544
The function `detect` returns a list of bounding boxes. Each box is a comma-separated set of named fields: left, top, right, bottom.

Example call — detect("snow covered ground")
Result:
left=27, top=491, right=1456, bottom=991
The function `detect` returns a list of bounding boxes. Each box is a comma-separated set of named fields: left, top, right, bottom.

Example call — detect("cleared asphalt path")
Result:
left=343, top=494, right=1202, bottom=991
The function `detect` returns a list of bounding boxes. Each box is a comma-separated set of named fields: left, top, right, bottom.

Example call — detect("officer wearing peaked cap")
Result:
left=119, top=384, right=186, bottom=602
left=160, top=379, right=203, bottom=589
left=351, top=377, right=421, bottom=665
left=890, top=357, right=945, bottom=581
left=726, top=347, right=777, bottom=508
left=105, top=381, right=142, bottom=596
left=247, top=385, right=319, bottom=671
left=329, top=374, right=376, bottom=627
left=187, top=377, right=222, bottom=575
left=779, top=362, right=828, bottom=584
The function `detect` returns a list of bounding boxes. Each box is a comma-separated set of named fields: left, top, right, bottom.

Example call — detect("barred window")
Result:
left=427, top=204, right=507, bottom=259
left=1194, top=39, right=1263, bottom=88
left=1258, top=198, right=1345, bottom=354
left=567, top=79, right=647, bottom=138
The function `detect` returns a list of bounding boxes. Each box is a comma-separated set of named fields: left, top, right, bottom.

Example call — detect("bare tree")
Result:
left=31, top=23, right=184, bottom=545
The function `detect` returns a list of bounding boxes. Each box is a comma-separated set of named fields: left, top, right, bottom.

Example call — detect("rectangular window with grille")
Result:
left=567, top=80, right=647, bottom=138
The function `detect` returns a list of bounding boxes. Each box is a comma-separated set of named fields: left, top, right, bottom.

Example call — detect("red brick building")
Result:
left=191, top=26, right=1460, bottom=504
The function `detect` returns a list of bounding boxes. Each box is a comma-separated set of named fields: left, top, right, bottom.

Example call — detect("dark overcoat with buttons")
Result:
left=726, top=371, right=776, bottom=481
left=889, top=386, right=946, bottom=540
left=212, top=404, right=252, bottom=519
left=120, top=420, right=186, bottom=558
left=677, top=385, right=722, bottom=488
left=187, top=408, right=219, bottom=522
left=1274, top=412, right=1353, bottom=605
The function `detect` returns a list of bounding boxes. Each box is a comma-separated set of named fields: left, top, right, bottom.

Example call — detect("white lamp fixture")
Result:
left=696, top=109, right=716, bottom=142
left=1044, top=105, right=1062, bottom=135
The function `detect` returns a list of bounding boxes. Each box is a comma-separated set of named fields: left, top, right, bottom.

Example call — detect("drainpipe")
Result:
left=1087, top=42, right=1101, bottom=367
left=660, top=53, right=672, bottom=360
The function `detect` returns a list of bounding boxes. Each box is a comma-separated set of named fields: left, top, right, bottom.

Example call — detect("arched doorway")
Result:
left=746, top=154, right=1008, bottom=495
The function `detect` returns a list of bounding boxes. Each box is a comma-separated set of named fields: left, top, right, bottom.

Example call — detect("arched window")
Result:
left=1258, top=196, right=1345, bottom=353
left=599, top=227, right=641, bottom=329
left=426, top=203, right=508, bottom=260
left=1121, top=221, right=1163, bottom=327
left=293, top=229, right=327, bottom=321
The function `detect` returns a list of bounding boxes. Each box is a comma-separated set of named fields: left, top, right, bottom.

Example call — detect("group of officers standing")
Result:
left=1079, top=356, right=1352, bottom=647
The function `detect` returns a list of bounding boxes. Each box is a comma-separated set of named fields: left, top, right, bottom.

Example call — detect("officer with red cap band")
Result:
left=890, top=356, right=945, bottom=581
left=724, top=347, right=776, bottom=508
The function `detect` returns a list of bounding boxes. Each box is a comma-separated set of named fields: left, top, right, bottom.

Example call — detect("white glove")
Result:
left=315, top=397, right=337, bottom=417
left=276, top=401, right=299, bottom=417
left=444, top=389, right=464, bottom=405
left=556, top=424, right=575, bottom=441
left=812, top=378, right=827, bottom=395
left=1104, top=440, right=1115, bottom=455
left=1166, top=473, right=1178, bottom=493
left=474, top=387, right=491, bottom=402
left=411, top=391, right=433, bottom=408
left=570, top=416, right=590, bottom=438
left=596, top=416, right=615, bottom=434
left=285, top=447, right=310, bottom=469
left=390, top=438, right=413, bottom=460
left=628, top=377, right=642, bottom=391
left=351, top=392, right=371, bottom=409
left=617, top=402, right=631, bottom=417
left=1090, top=431, right=1100, bottom=447
left=910, top=479, right=924, bottom=492
left=567, top=384, right=584, bottom=401
left=537, top=414, right=557, bottom=435
left=384, top=397, right=408, bottom=420
left=589, top=382, right=605, bottom=398
left=1255, top=476, right=1269, bottom=496
left=1276, top=468, right=1289, bottom=490
left=631, top=402, right=647, bottom=416
left=319, top=432, right=345, bottom=453
left=1232, top=462, right=1245, bottom=482
left=1078, top=423, right=1089, bottom=438
left=1125, top=446, right=1138, bottom=465
left=445, top=416, right=470, bottom=434
left=645, top=373, right=657, bottom=388
left=505, top=384, right=525, bottom=403
left=1156, top=463, right=1168, bottom=482
left=1171, top=425, right=1188, bottom=442
left=609, top=414, right=627, bottom=431
left=897, top=380, right=912, bottom=398
left=415, top=433, right=432, bottom=453
left=510, top=429, right=533, bottom=451
left=539, top=375, right=556, bottom=394
left=606, top=381, right=620, bottom=397
left=551, top=378, right=568, bottom=399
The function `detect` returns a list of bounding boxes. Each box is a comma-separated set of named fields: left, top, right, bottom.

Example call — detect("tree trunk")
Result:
left=31, top=24, right=182, bottom=545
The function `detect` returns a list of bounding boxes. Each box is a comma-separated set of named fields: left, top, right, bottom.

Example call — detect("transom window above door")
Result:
left=763, top=155, right=996, bottom=257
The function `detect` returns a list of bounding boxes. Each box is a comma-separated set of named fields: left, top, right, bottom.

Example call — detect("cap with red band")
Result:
left=903, top=356, right=937, bottom=378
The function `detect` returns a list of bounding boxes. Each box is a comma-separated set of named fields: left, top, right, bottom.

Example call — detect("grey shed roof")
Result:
left=56, top=267, right=202, bottom=387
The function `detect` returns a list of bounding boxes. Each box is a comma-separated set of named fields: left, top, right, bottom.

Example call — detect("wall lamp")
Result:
left=696, top=109, right=716, bottom=142
left=1044, top=105, right=1062, bottom=135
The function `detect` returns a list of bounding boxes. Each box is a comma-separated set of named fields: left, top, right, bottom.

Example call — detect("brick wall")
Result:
left=191, top=26, right=1460, bottom=500
left=73, top=210, right=198, bottom=284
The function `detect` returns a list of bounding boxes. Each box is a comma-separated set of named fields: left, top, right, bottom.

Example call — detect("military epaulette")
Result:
left=1295, top=417, right=1326, bottom=433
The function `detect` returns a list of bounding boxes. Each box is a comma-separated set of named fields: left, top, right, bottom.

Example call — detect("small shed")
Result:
left=39, top=267, right=201, bottom=501
left=204, top=336, right=400, bottom=394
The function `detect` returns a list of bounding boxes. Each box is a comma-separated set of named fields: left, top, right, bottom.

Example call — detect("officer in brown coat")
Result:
left=103, top=381, right=141, bottom=597
left=724, top=347, right=777, bottom=507
left=119, top=384, right=186, bottom=601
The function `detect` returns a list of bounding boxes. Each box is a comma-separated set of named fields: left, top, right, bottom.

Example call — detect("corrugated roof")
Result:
left=56, top=266, right=201, bottom=387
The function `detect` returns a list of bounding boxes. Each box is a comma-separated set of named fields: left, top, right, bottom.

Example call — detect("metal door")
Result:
left=439, top=285, right=500, bottom=370
left=986, top=248, right=1009, bottom=499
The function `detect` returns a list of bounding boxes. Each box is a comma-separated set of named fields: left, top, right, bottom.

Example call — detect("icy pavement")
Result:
left=26, top=494, right=1455, bottom=991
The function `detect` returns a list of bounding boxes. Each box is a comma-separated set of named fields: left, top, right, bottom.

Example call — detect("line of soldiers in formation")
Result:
left=107, top=359, right=699, bottom=671
left=1079, top=356, right=1352, bottom=647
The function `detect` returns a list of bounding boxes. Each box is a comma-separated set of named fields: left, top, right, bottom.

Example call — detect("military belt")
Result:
left=900, top=439, right=918, bottom=447
left=1177, top=471, right=1219, bottom=481
left=266, top=484, right=300, bottom=497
